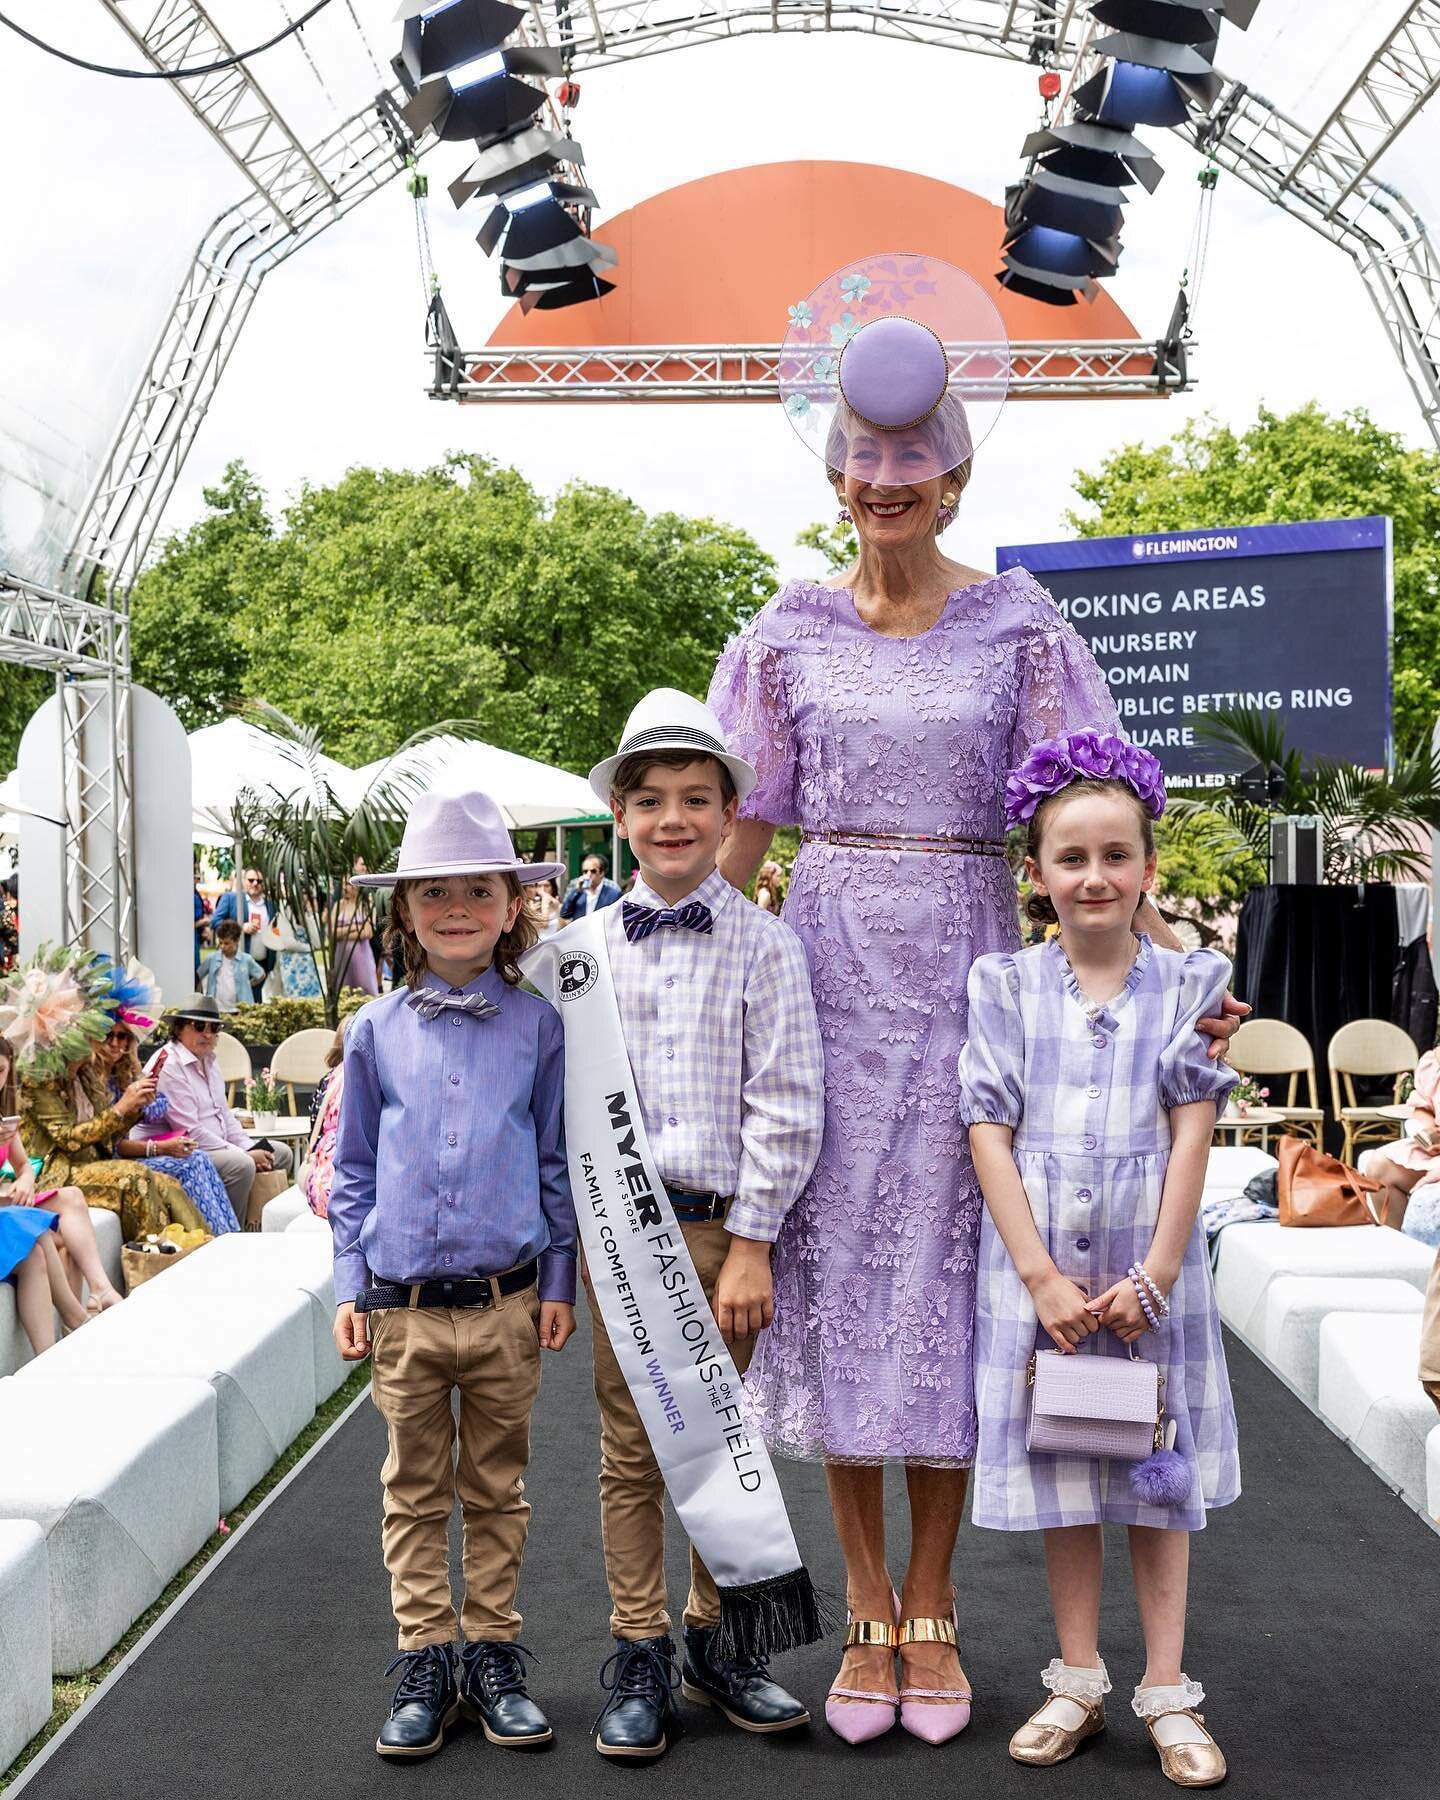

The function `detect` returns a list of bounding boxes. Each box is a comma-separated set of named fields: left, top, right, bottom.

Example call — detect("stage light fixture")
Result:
left=1023, top=119, right=1163, bottom=193
left=447, top=127, right=585, bottom=206
left=398, top=0, right=617, bottom=312
left=1007, top=180, right=1125, bottom=244
left=395, top=1, right=527, bottom=88
left=1082, top=1, right=1260, bottom=120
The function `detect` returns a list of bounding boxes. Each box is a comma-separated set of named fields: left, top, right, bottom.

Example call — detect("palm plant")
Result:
left=1173, top=708, right=1440, bottom=886
left=229, top=702, right=481, bottom=1026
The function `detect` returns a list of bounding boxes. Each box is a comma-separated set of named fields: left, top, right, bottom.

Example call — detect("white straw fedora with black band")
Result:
left=589, top=688, right=757, bottom=806
left=351, top=789, right=564, bottom=888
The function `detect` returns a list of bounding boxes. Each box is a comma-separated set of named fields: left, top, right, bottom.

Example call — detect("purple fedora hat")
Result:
left=351, top=789, right=564, bottom=888
left=778, top=253, right=1011, bottom=485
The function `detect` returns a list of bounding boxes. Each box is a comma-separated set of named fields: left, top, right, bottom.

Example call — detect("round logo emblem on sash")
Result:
left=558, top=950, right=599, bottom=1001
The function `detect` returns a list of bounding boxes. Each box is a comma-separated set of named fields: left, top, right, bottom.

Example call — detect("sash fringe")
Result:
left=715, top=1565, right=838, bottom=1661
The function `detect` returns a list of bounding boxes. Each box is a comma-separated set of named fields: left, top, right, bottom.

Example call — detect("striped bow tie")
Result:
left=622, top=899, right=714, bottom=945
left=406, top=987, right=501, bottom=1022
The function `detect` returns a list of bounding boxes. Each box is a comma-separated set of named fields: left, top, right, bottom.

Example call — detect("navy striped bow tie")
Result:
left=622, top=899, right=714, bottom=945
left=406, top=987, right=501, bottom=1022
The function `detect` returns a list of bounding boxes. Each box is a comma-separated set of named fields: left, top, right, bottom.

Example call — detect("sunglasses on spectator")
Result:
left=186, top=1021, right=223, bottom=1035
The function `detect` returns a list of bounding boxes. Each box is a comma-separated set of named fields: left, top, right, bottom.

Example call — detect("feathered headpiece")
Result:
left=0, top=945, right=114, bottom=1080
left=97, top=957, right=164, bottom=1040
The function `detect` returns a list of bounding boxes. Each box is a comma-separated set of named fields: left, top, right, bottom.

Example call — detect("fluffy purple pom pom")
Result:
left=1130, top=1448, right=1192, bottom=1508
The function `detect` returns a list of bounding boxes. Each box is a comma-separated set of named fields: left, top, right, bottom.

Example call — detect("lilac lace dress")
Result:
left=708, top=570, right=1117, bottom=1465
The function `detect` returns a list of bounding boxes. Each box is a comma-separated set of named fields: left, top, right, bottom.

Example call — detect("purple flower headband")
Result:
left=1004, top=731, right=1167, bottom=829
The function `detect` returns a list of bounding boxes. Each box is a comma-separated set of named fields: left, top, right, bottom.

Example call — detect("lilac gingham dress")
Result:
left=958, top=936, right=1241, bottom=1530
left=709, top=569, right=1117, bottom=1465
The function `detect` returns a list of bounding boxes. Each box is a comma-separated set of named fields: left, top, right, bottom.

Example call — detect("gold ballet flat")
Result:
left=1143, top=1710, right=1227, bottom=1788
left=1008, top=1696, right=1105, bottom=1766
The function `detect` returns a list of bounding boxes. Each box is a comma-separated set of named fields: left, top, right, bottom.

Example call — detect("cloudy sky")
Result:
left=1, top=1, right=1436, bottom=592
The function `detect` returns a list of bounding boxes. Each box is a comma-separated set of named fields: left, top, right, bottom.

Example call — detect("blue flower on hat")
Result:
left=787, top=300, right=813, bottom=331
left=785, top=393, right=811, bottom=419
left=840, top=273, right=872, bottom=303
left=829, top=311, right=859, bottom=348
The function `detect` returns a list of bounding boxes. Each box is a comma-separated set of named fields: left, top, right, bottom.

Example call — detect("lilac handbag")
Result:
left=1025, top=1343, right=1164, bottom=1462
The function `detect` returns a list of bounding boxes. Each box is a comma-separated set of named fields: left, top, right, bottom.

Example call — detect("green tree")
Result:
left=130, top=455, right=774, bottom=773
left=1066, top=403, right=1440, bottom=751
left=129, top=460, right=269, bottom=729
left=795, top=516, right=858, bottom=572
left=0, top=664, right=48, bottom=774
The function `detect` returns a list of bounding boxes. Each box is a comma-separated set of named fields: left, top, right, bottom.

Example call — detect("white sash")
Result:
left=523, top=913, right=824, bottom=1656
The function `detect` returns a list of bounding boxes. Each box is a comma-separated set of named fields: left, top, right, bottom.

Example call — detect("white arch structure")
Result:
left=1, top=0, right=1437, bottom=957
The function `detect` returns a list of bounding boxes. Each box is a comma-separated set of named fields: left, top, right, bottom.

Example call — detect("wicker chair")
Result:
left=1327, top=1019, right=1418, bottom=1164
left=214, top=1031, right=253, bottom=1107
left=1228, top=1019, right=1326, bottom=1148
left=270, top=1028, right=335, bottom=1114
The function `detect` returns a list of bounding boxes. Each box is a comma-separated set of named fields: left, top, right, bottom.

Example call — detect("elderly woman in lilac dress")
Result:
left=709, top=258, right=1237, bottom=1747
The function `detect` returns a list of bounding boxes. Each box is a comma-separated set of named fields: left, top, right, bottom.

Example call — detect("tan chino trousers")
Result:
left=368, top=1286, right=541, bottom=1650
left=584, top=1218, right=754, bottom=1641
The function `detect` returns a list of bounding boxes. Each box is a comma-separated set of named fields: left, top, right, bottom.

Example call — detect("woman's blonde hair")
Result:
left=384, top=874, right=537, bottom=989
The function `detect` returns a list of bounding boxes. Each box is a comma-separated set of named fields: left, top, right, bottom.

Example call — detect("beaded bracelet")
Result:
left=1129, top=1261, right=1171, bottom=1318
left=1129, top=1272, right=1161, bottom=1331
left=1137, top=1267, right=1166, bottom=1324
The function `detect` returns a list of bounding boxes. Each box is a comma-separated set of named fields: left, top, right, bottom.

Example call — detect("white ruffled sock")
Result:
left=1031, top=1658, right=1111, bottom=1730
left=1133, top=1676, right=1208, bottom=1747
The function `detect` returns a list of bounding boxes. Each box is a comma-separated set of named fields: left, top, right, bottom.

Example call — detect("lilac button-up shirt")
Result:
left=328, top=965, right=576, bottom=1307
left=144, top=1042, right=252, bottom=1152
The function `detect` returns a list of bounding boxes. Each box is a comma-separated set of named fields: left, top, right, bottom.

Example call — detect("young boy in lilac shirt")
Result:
left=329, top=790, right=575, bottom=1762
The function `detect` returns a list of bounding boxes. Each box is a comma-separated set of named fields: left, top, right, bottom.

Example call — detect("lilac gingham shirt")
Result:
left=328, top=965, right=576, bottom=1307
left=604, top=868, right=825, bottom=1242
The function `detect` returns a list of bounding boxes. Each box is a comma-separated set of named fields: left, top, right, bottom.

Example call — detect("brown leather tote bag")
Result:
left=1276, top=1134, right=1384, bottom=1228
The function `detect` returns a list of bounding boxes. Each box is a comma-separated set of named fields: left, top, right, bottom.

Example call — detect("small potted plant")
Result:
left=1228, top=1075, right=1270, bottom=1119
left=247, top=1068, right=281, bottom=1133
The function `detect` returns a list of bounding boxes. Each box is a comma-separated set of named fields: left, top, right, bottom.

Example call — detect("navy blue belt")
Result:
left=666, top=1188, right=731, bottom=1223
left=357, top=1260, right=538, bottom=1313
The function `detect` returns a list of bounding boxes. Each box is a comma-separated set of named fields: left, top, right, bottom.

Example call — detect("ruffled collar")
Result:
left=1049, top=933, right=1153, bottom=1028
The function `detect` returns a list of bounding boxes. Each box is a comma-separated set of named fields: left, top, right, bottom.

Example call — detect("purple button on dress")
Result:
left=709, top=566, right=1117, bottom=1466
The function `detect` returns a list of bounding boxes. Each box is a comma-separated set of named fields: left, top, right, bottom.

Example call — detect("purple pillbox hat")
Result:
left=779, top=253, right=1011, bottom=484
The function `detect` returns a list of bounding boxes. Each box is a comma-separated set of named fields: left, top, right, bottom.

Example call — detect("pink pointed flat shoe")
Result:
left=897, top=1603, right=971, bottom=1745
left=825, top=1617, right=899, bottom=1745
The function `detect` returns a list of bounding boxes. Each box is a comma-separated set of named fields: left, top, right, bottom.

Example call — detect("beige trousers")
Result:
left=584, top=1219, right=753, bottom=1641
left=368, top=1287, right=541, bottom=1650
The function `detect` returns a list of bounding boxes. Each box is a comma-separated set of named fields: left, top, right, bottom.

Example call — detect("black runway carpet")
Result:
left=21, top=1318, right=1440, bottom=1799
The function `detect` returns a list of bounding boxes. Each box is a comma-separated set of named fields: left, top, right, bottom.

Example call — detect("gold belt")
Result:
left=803, top=829, right=1007, bottom=857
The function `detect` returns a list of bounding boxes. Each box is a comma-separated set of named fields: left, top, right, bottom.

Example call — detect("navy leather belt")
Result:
left=666, top=1188, right=731, bottom=1223
left=357, top=1260, right=538, bottom=1313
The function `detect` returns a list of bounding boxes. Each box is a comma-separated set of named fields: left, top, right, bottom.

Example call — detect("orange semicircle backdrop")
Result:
left=487, top=159, right=1142, bottom=346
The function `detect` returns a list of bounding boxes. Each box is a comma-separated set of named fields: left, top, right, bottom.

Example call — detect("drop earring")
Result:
left=836, top=494, right=852, bottom=524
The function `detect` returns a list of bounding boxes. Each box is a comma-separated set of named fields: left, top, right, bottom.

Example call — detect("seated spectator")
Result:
left=1360, top=1048, right=1440, bottom=1236
left=92, top=1016, right=239, bottom=1236
left=201, top=920, right=265, bottom=1012
left=302, top=1018, right=351, bottom=1219
left=142, top=995, right=292, bottom=1226
left=3, top=1034, right=122, bottom=1324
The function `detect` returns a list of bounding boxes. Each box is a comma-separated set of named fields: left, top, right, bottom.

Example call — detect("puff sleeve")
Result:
left=1010, top=576, right=1119, bottom=764
left=707, top=609, right=800, bottom=826
left=958, top=953, right=1027, bottom=1129
left=1158, top=949, right=1240, bottom=1112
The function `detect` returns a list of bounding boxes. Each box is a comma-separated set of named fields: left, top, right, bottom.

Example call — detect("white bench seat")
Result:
left=1213, top=1221, right=1434, bottom=1346
left=128, top=1231, right=345, bottom=1401
left=1317, top=1313, right=1435, bottom=1510
left=0, top=1520, right=52, bottom=1769
left=18, top=1288, right=316, bottom=1512
left=1261, top=1276, right=1425, bottom=1406
left=261, top=1187, right=309, bottom=1233
left=0, top=1375, right=218, bottom=1673
left=0, top=1208, right=126, bottom=1379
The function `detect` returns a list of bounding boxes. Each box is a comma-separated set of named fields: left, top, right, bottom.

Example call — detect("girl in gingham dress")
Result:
left=958, top=733, right=1239, bottom=1789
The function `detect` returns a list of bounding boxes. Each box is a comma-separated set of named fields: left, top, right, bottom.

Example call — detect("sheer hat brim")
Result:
left=779, top=253, right=1011, bottom=484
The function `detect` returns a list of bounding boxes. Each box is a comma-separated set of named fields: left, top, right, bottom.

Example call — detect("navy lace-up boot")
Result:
left=376, top=1643, right=459, bottom=1759
left=459, top=1640, right=553, bottom=1747
left=681, top=1624, right=811, bottom=1732
left=594, top=1635, right=682, bottom=1759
